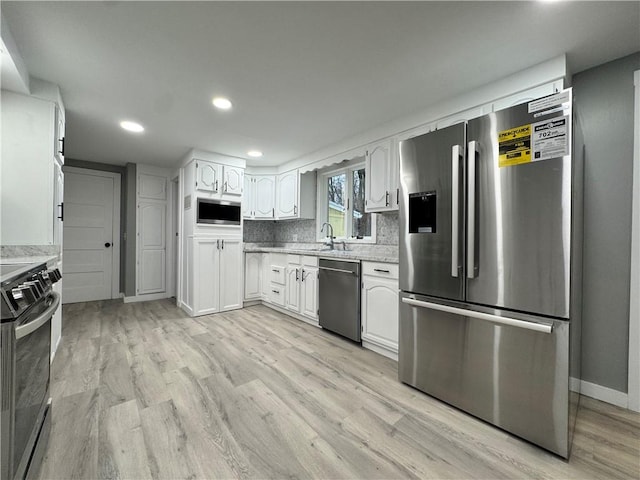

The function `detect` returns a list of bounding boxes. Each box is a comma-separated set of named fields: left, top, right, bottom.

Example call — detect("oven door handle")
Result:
left=15, top=292, right=60, bottom=340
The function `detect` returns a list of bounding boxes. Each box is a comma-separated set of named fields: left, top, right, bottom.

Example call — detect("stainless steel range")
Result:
left=1, top=262, right=61, bottom=480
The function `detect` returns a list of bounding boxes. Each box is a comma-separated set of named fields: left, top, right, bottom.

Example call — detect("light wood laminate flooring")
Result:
left=39, top=299, right=639, bottom=479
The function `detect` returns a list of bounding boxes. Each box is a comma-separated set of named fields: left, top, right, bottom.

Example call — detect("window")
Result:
left=319, top=162, right=375, bottom=242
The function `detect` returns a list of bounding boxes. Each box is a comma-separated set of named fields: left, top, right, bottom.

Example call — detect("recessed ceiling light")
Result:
left=120, top=120, right=144, bottom=133
left=247, top=150, right=263, bottom=158
left=212, top=97, right=232, bottom=110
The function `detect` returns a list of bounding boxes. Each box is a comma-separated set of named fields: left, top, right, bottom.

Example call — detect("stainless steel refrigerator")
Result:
left=398, top=89, right=583, bottom=458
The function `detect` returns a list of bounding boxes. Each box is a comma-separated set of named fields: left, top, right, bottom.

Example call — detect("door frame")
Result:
left=63, top=166, right=121, bottom=299
left=629, top=69, right=640, bottom=412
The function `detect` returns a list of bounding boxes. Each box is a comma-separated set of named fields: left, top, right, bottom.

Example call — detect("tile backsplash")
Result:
left=243, top=211, right=399, bottom=245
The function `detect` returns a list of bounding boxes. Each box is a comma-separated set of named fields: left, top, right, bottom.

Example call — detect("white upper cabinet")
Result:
left=276, top=170, right=298, bottom=218
left=244, top=174, right=275, bottom=219
left=54, top=104, right=65, bottom=165
left=275, top=169, right=315, bottom=220
left=222, top=165, right=243, bottom=196
left=195, top=160, right=243, bottom=200
left=0, top=90, right=65, bottom=245
left=196, top=160, right=220, bottom=193
left=255, top=176, right=276, bottom=218
left=365, top=138, right=398, bottom=212
left=243, top=174, right=254, bottom=219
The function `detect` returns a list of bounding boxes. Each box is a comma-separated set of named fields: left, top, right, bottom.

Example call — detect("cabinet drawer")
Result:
left=302, top=255, right=318, bottom=267
left=270, top=265, right=286, bottom=284
left=269, top=283, right=285, bottom=306
left=362, top=261, right=399, bottom=279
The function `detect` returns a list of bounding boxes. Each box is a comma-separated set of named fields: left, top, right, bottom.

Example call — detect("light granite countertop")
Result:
left=1, top=245, right=61, bottom=266
left=244, top=243, right=398, bottom=264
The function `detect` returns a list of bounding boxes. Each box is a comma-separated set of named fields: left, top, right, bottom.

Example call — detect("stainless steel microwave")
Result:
left=196, top=198, right=241, bottom=225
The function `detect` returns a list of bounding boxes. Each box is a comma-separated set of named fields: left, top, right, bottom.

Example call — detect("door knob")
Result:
left=105, top=242, right=111, bottom=248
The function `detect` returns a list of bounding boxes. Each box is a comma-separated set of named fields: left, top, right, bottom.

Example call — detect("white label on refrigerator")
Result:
left=528, top=91, right=570, bottom=113
left=531, top=116, right=569, bottom=162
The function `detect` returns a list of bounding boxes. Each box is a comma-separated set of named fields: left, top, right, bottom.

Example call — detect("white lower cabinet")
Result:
left=244, top=252, right=319, bottom=323
left=285, top=255, right=319, bottom=322
left=194, top=237, right=242, bottom=316
left=244, top=252, right=262, bottom=301
left=361, top=261, right=399, bottom=359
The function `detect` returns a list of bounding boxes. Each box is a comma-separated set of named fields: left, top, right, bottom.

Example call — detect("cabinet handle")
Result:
left=224, top=181, right=228, bottom=192
left=57, top=203, right=64, bottom=221
left=272, top=268, right=280, bottom=273
left=221, top=239, right=225, bottom=249
left=301, top=268, right=305, bottom=282
left=397, top=188, right=399, bottom=205
left=294, top=205, right=298, bottom=215
left=272, top=208, right=275, bottom=217
left=59, top=137, right=65, bottom=156
left=373, top=268, right=390, bottom=273
left=217, top=239, right=220, bottom=250
left=296, top=268, right=300, bottom=281
left=215, top=180, right=218, bottom=192
left=385, top=191, right=389, bottom=207
left=272, top=289, right=280, bottom=294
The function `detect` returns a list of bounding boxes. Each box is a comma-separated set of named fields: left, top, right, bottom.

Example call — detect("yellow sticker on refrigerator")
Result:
left=498, top=124, right=531, bottom=167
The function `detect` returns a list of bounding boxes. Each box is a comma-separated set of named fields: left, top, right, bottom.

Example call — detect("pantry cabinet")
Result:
left=194, top=237, right=242, bottom=315
left=361, top=261, right=399, bottom=359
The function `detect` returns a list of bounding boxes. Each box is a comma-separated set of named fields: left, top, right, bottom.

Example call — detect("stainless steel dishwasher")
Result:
left=318, top=258, right=361, bottom=342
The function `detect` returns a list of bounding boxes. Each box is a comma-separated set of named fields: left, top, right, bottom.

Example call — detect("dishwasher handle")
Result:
left=319, top=266, right=357, bottom=275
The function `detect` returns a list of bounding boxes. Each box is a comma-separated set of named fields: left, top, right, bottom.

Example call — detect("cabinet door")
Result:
left=54, top=105, right=65, bottom=165
left=138, top=202, right=166, bottom=295
left=223, top=166, right=243, bottom=197
left=276, top=171, right=298, bottom=218
left=365, top=139, right=393, bottom=211
left=255, top=176, right=276, bottom=218
left=196, top=161, right=220, bottom=192
left=243, top=175, right=255, bottom=218
left=260, top=253, right=271, bottom=302
left=53, top=162, right=64, bottom=246
left=285, top=264, right=300, bottom=312
left=244, top=252, right=262, bottom=300
left=195, top=239, right=219, bottom=315
left=301, top=266, right=318, bottom=320
left=219, top=238, right=243, bottom=312
left=361, top=275, right=399, bottom=352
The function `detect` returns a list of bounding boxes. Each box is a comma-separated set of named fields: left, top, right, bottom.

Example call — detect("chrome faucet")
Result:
left=320, top=222, right=334, bottom=250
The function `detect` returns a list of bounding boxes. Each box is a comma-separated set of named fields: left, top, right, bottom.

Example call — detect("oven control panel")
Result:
left=1, top=267, right=61, bottom=320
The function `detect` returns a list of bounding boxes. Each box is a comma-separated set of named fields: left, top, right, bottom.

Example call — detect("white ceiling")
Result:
left=2, top=1, right=639, bottom=168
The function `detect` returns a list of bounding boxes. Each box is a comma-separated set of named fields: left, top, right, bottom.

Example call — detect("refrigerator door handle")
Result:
left=451, top=144, right=462, bottom=277
left=401, top=297, right=553, bottom=334
left=467, top=140, right=479, bottom=279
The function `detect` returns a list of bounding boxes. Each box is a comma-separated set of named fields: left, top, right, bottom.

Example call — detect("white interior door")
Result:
left=63, top=169, right=119, bottom=303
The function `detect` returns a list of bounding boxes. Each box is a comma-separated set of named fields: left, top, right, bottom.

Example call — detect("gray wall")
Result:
left=63, top=159, right=137, bottom=296
left=573, top=52, right=640, bottom=393
left=244, top=211, right=399, bottom=245
left=125, top=163, right=137, bottom=297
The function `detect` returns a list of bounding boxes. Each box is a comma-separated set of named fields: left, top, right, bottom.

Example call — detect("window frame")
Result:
left=316, top=161, right=376, bottom=243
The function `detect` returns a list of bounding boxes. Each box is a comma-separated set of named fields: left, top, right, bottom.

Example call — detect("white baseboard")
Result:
left=362, top=340, right=398, bottom=361
left=178, top=301, right=194, bottom=316
left=123, top=292, right=171, bottom=303
left=259, top=301, right=321, bottom=328
left=571, top=376, right=628, bottom=409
